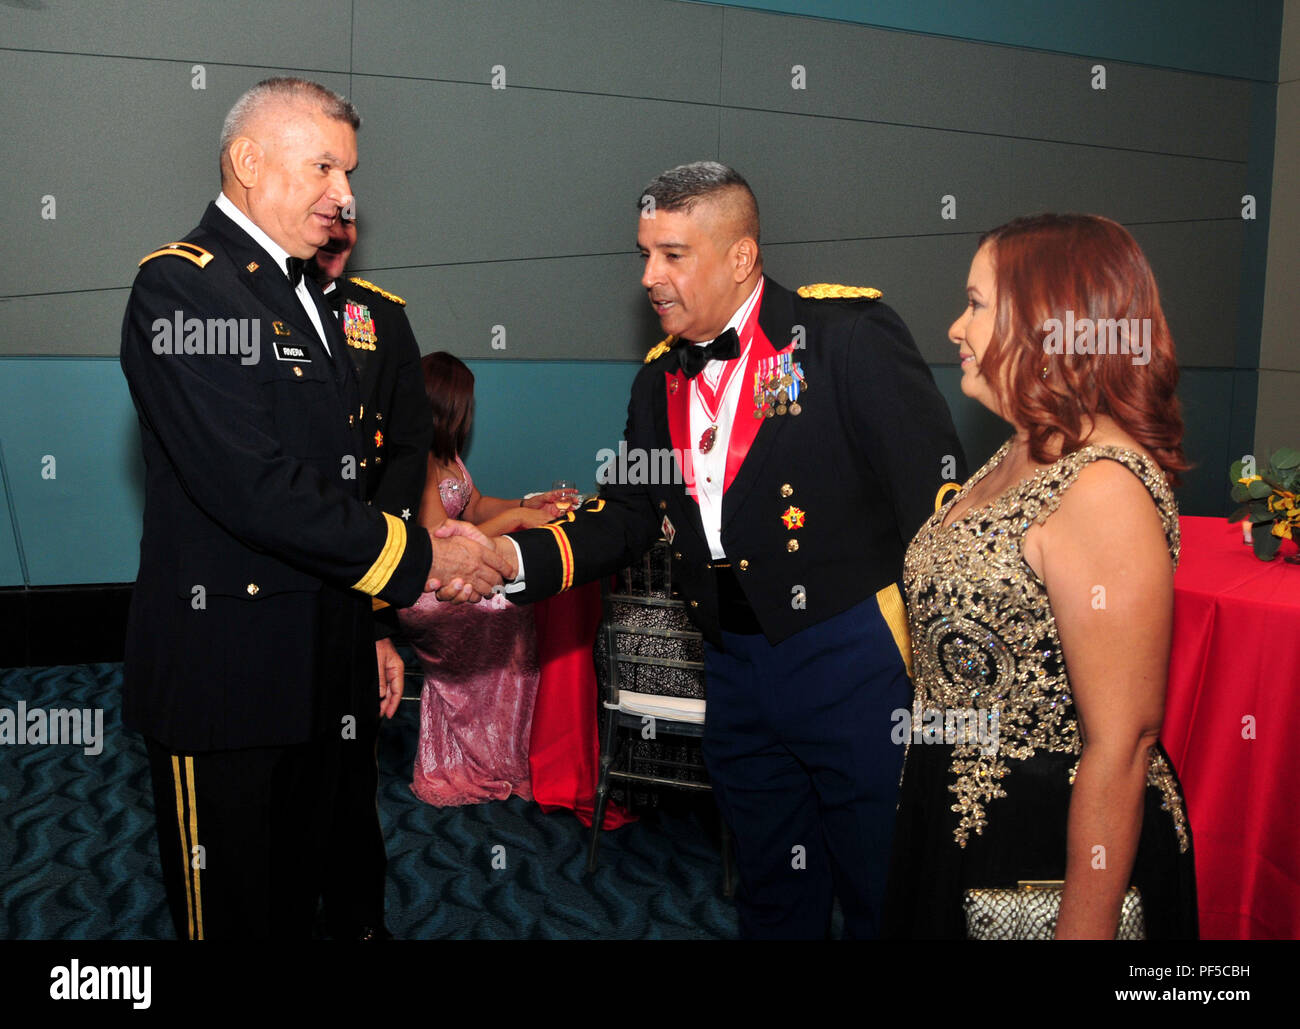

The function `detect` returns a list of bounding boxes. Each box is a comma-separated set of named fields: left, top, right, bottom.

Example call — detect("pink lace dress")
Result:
left=398, top=457, right=538, bottom=806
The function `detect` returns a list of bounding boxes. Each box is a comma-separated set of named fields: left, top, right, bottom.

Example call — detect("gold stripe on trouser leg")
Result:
left=874, top=582, right=914, bottom=680
left=170, top=755, right=196, bottom=940
left=184, top=757, right=203, bottom=939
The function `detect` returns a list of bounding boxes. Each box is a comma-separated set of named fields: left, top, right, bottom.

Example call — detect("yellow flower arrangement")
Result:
left=1230, top=449, right=1300, bottom=560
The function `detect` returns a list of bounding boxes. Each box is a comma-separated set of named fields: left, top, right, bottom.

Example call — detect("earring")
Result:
left=1041, top=365, right=1049, bottom=380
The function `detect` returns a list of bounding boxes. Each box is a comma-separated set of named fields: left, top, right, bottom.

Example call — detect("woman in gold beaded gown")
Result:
left=882, top=214, right=1197, bottom=939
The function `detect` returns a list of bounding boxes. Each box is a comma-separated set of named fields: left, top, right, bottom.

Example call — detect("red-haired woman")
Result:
left=398, top=352, right=569, bottom=807
left=883, top=215, right=1197, bottom=939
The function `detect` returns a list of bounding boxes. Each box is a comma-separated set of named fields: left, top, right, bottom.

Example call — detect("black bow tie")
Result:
left=678, top=328, right=740, bottom=378
left=285, top=256, right=307, bottom=288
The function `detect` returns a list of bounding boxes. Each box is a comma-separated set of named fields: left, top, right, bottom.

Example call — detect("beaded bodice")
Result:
left=438, top=455, right=472, bottom=520
left=903, top=438, right=1189, bottom=850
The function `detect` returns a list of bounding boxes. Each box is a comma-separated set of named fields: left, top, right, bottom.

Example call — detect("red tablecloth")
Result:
left=529, top=583, right=634, bottom=829
left=1163, top=516, right=1300, bottom=939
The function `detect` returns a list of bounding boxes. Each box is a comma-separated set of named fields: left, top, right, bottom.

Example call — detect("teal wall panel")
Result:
left=0, top=357, right=640, bottom=586
left=0, top=359, right=143, bottom=586
left=704, top=1, right=1282, bottom=81
left=0, top=356, right=1233, bottom=586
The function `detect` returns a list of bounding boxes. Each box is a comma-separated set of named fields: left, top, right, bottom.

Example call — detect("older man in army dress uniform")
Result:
left=492, top=162, right=965, bottom=938
left=120, top=78, right=505, bottom=939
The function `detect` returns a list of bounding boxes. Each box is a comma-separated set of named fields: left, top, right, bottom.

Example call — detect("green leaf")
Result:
left=1230, top=483, right=1251, bottom=503
left=1252, top=508, right=1277, bottom=525
left=1228, top=505, right=1252, bottom=523
left=1271, top=447, right=1300, bottom=470
left=1229, top=459, right=1247, bottom=481
left=1254, top=530, right=1282, bottom=561
left=1248, top=479, right=1273, bottom=500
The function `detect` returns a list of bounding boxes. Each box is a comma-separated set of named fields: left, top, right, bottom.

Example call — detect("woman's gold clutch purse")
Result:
left=963, top=880, right=1147, bottom=940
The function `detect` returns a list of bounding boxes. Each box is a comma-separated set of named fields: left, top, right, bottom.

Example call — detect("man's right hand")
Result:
left=424, top=519, right=512, bottom=603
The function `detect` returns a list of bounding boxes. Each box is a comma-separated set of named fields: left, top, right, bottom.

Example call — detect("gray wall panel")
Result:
left=1, top=52, right=350, bottom=301
left=0, top=291, right=129, bottom=359
left=1004, top=139, right=1245, bottom=224
left=354, top=0, right=723, bottom=103
left=762, top=223, right=1241, bottom=371
left=346, top=75, right=717, bottom=266
left=1261, top=75, right=1300, bottom=372
left=760, top=235, right=974, bottom=364
left=724, top=109, right=1244, bottom=249
left=0, top=0, right=351, bottom=69
left=347, top=255, right=661, bottom=363
left=1128, top=221, right=1243, bottom=369
left=1179, top=367, right=1245, bottom=516
left=720, top=7, right=1252, bottom=160
left=723, top=111, right=1016, bottom=243
left=1255, top=369, right=1300, bottom=457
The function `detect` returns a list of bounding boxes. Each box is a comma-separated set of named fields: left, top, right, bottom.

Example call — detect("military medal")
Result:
left=692, top=352, right=741, bottom=457
left=343, top=301, right=377, bottom=351
left=753, top=349, right=807, bottom=418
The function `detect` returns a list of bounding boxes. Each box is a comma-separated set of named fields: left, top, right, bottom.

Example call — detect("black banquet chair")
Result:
left=588, top=540, right=734, bottom=896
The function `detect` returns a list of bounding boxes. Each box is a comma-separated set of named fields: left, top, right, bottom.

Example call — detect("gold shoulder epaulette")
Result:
left=643, top=334, right=676, bottom=364
left=349, top=276, right=406, bottom=306
left=139, top=242, right=213, bottom=269
left=797, top=283, right=882, bottom=301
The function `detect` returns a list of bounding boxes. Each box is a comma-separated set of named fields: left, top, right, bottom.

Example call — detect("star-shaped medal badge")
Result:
left=781, top=505, right=806, bottom=530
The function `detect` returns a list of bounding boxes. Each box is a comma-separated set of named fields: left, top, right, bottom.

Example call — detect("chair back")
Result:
left=594, top=541, right=706, bottom=707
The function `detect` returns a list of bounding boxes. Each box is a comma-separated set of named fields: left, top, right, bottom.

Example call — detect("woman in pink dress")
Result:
left=399, top=352, right=569, bottom=806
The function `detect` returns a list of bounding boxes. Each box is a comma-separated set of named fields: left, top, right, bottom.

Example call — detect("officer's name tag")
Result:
left=273, top=342, right=311, bottom=362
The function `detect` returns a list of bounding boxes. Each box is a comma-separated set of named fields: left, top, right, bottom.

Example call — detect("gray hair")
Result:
left=639, top=161, right=759, bottom=241
left=219, top=77, right=360, bottom=176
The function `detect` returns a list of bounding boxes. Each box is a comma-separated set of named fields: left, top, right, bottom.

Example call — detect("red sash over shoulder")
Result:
left=664, top=282, right=770, bottom=499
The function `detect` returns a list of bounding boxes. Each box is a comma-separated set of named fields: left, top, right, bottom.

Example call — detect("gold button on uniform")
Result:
left=292, top=366, right=303, bottom=377
left=673, top=551, right=682, bottom=560
left=246, top=583, right=259, bottom=596
left=348, top=414, right=355, bottom=425
left=780, top=484, right=793, bottom=498
left=689, top=599, right=699, bottom=608
left=738, top=559, right=749, bottom=571
left=787, top=539, right=799, bottom=553
left=658, top=501, right=667, bottom=511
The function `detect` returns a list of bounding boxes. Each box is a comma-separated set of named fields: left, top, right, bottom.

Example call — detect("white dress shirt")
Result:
left=691, top=280, right=763, bottom=559
left=215, top=192, right=331, bottom=354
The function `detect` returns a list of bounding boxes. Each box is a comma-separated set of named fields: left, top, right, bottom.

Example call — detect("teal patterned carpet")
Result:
left=0, top=663, right=738, bottom=940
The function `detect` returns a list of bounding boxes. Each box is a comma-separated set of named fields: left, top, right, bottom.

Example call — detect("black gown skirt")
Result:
left=881, top=740, right=1199, bottom=939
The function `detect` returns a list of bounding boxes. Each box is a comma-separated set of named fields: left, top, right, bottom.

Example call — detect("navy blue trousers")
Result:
left=702, top=593, right=911, bottom=939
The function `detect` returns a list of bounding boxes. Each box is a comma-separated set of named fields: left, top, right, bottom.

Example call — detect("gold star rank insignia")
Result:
left=781, top=506, right=806, bottom=530
left=374, top=430, right=384, bottom=448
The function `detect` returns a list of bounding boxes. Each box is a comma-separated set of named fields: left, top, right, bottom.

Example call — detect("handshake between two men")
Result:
left=422, top=519, right=522, bottom=603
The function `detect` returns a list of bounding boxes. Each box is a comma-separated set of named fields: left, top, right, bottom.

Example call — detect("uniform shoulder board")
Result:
left=797, top=283, right=882, bottom=301
left=138, top=242, right=213, bottom=269
left=348, top=276, right=406, bottom=306
left=643, top=334, right=677, bottom=364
